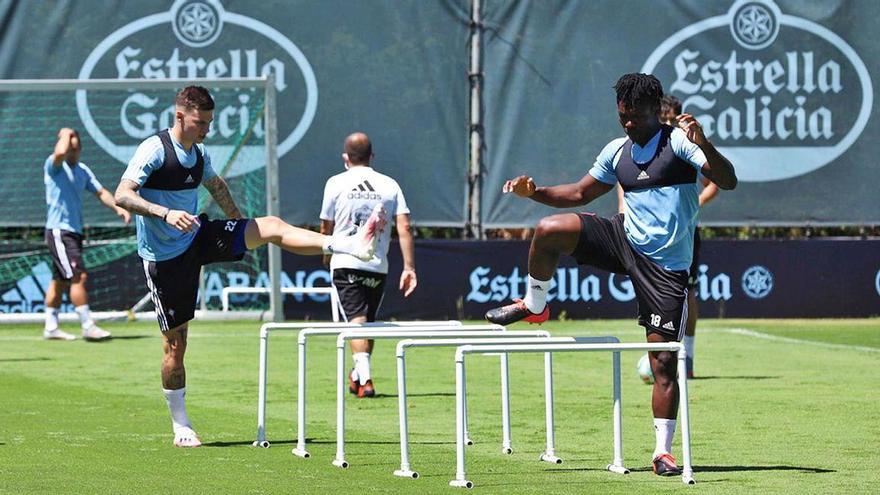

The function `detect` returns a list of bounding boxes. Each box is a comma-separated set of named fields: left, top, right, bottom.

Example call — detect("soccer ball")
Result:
left=636, top=353, right=654, bottom=384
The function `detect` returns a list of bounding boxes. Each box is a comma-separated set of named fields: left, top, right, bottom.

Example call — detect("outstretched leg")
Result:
left=244, top=205, right=386, bottom=261
left=485, top=213, right=581, bottom=325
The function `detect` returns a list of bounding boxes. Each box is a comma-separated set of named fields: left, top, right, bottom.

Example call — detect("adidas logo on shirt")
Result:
left=185, top=174, right=195, bottom=184
left=348, top=179, right=382, bottom=200
left=662, top=321, right=676, bottom=331
left=637, top=170, right=650, bottom=180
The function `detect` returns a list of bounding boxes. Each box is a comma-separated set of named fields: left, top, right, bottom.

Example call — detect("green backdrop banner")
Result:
left=481, top=0, right=878, bottom=226
left=0, top=0, right=469, bottom=226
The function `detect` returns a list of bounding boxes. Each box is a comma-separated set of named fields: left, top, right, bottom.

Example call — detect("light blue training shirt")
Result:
left=44, top=156, right=103, bottom=234
left=588, top=127, right=707, bottom=271
left=121, top=131, right=217, bottom=262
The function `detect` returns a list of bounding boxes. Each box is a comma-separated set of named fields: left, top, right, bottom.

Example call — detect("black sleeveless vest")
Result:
left=617, top=125, right=696, bottom=192
left=142, top=129, right=204, bottom=190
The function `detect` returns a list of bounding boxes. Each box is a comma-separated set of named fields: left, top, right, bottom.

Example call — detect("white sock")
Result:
left=163, top=388, right=192, bottom=433
left=322, top=233, right=359, bottom=256
left=522, top=275, right=550, bottom=314
left=683, top=335, right=695, bottom=359
left=44, top=307, right=60, bottom=331
left=653, top=418, right=677, bottom=458
left=75, top=304, right=95, bottom=330
left=353, top=352, right=371, bottom=385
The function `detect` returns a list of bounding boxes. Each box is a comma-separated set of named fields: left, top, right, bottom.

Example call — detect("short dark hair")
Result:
left=613, top=73, right=664, bottom=113
left=175, top=86, right=214, bottom=111
left=661, top=94, right=682, bottom=115
left=344, top=133, right=372, bottom=164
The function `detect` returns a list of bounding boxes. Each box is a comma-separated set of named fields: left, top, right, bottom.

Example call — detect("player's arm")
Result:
left=616, top=184, right=626, bottom=214
left=698, top=177, right=719, bottom=207
left=503, top=173, right=614, bottom=208
left=319, top=219, right=334, bottom=267
left=94, top=188, right=131, bottom=224
left=676, top=114, right=737, bottom=190
left=396, top=213, right=417, bottom=297
left=114, top=179, right=199, bottom=232
left=51, top=128, right=75, bottom=166
left=202, top=175, right=243, bottom=218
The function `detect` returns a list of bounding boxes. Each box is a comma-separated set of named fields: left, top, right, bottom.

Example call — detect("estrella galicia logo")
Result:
left=741, top=265, right=773, bottom=299
left=76, top=0, right=317, bottom=178
left=641, top=0, right=873, bottom=183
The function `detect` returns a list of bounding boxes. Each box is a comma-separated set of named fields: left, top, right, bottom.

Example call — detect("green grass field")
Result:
left=1, top=318, right=878, bottom=494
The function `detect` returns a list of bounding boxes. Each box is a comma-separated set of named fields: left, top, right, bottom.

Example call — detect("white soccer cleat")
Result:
left=82, top=325, right=112, bottom=342
left=43, top=328, right=76, bottom=341
left=350, top=204, right=387, bottom=262
left=173, top=427, right=202, bottom=448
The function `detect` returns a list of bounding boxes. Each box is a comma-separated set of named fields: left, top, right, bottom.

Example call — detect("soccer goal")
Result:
left=0, top=77, right=284, bottom=322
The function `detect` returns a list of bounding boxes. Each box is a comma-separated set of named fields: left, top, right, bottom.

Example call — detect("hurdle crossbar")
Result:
left=394, top=335, right=598, bottom=479
left=331, top=326, right=507, bottom=468
left=449, top=342, right=693, bottom=488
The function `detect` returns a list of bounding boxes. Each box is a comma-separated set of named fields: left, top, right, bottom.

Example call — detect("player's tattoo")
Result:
left=114, top=179, right=169, bottom=218
left=203, top=176, right=243, bottom=218
left=163, top=366, right=187, bottom=390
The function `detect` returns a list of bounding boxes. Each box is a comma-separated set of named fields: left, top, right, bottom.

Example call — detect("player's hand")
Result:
left=502, top=175, right=536, bottom=197
left=399, top=268, right=417, bottom=298
left=676, top=114, right=708, bottom=146
left=165, top=210, right=200, bottom=232
left=57, top=128, right=75, bottom=139
left=117, top=208, right=131, bottom=225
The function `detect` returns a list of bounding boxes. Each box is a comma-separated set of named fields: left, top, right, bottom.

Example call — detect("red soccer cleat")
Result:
left=652, top=453, right=682, bottom=476
left=485, top=299, right=550, bottom=326
left=358, top=379, right=375, bottom=398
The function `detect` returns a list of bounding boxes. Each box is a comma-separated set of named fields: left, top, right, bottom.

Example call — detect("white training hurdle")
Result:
left=449, top=341, right=694, bottom=488
left=393, top=336, right=619, bottom=479
left=253, top=321, right=461, bottom=449
left=289, top=322, right=474, bottom=457
left=332, top=327, right=517, bottom=468
left=222, top=286, right=341, bottom=321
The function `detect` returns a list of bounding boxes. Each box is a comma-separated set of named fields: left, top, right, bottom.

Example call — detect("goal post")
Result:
left=0, top=77, right=282, bottom=321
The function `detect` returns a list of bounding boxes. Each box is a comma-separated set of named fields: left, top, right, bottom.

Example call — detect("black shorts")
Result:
left=687, top=227, right=701, bottom=288
left=332, top=268, right=387, bottom=322
left=45, top=229, right=85, bottom=281
left=141, top=215, right=249, bottom=332
left=571, top=213, right=688, bottom=340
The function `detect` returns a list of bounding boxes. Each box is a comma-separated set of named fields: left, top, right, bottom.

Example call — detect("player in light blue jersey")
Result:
left=42, top=128, right=131, bottom=342
left=486, top=74, right=737, bottom=477
left=115, top=86, right=386, bottom=448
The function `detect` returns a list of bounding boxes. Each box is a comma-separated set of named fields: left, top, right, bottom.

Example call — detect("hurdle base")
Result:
left=332, top=458, right=349, bottom=469
left=465, top=436, right=474, bottom=446
left=502, top=446, right=513, bottom=455
left=682, top=473, right=696, bottom=485
left=393, top=469, right=420, bottom=479
left=606, top=463, right=630, bottom=475
left=449, top=479, right=474, bottom=489
left=252, top=440, right=270, bottom=448
left=291, top=447, right=310, bottom=458
left=540, top=453, right=563, bottom=464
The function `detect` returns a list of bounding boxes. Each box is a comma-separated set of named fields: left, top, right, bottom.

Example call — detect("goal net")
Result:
left=0, top=77, right=282, bottom=320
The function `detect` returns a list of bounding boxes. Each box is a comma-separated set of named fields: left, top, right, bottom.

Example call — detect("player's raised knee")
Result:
left=534, top=214, right=577, bottom=239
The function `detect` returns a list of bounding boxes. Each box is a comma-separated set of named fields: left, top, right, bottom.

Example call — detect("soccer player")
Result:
left=485, top=74, right=736, bottom=476
left=114, top=86, right=386, bottom=447
left=618, top=94, right=719, bottom=378
left=43, top=128, right=131, bottom=341
left=320, top=132, right=417, bottom=398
